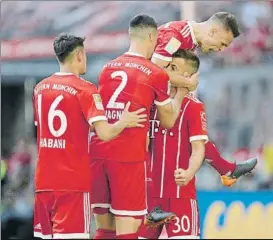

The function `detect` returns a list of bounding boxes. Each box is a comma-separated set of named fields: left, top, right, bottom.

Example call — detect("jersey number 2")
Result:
left=37, top=94, right=67, bottom=137
left=106, top=70, right=128, bottom=109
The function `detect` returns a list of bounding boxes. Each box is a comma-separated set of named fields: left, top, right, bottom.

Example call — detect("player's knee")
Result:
left=93, top=209, right=115, bottom=231
left=115, top=215, right=143, bottom=235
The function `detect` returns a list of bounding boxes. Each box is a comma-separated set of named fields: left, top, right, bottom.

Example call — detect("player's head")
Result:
left=53, top=33, right=87, bottom=75
left=166, top=50, right=200, bottom=77
left=200, top=12, right=240, bottom=53
left=129, top=14, right=158, bottom=59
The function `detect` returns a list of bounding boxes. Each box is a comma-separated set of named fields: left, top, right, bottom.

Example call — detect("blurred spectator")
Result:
left=240, top=1, right=272, bottom=29
left=1, top=138, right=35, bottom=239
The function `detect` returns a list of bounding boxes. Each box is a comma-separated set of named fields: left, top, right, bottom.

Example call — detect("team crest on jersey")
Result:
left=200, top=111, right=207, bottom=131
left=92, top=94, right=104, bottom=110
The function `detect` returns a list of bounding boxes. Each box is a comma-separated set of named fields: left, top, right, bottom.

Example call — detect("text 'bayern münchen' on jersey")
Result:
left=151, top=93, right=208, bottom=199
left=153, top=21, right=198, bottom=62
left=33, top=72, right=107, bottom=192
left=90, top=52, right=171, bottom=162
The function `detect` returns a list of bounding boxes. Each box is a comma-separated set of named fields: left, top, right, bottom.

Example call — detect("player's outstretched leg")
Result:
left=221, top=158, right=258, bottom=186
left=205, top=140, right=257, bottom=186
left=144, top=206, right=176, bottom=228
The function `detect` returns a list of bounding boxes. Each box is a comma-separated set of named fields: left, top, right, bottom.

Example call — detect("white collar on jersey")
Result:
left=187, top=21, right=198, bottom=46
left=124, top=52, right=145, bottom=58
left=54, top=72, right=75, bottom=76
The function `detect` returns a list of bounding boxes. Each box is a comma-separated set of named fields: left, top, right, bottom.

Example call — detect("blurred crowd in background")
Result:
left=1, top=1, right=273, bottom=239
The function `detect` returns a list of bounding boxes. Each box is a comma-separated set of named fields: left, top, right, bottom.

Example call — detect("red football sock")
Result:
left=93, top=229, right=116, bottom=239
left=116, top=233, right=138, bottom=239
left=205, top=140, right=236, bottom=175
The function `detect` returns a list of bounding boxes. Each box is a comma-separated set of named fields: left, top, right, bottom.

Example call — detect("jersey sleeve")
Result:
left=153, top=70, right=172, bottom=106
left=187, top=102, right=208, bottom=142
left=153, top=30, right=182, bottom=62
left=78, top=84, right=107, bottom=125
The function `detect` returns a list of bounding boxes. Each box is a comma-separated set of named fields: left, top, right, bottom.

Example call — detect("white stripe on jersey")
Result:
left=176, top=100, right=191, bottom=198
left=151, top=109, right=158, bottom=173
left=181, top=25, right=190, bottom=36
left=160, top=132, right=168, bottom=198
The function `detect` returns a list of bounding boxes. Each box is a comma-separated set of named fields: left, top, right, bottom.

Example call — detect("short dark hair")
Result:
left=211, top=12, right=240, bottom=38
left=172, top=50, right=200, bottom=72
left=129, top=13, right=157, bottom=29
left=53, top=33, right=85, bottom=63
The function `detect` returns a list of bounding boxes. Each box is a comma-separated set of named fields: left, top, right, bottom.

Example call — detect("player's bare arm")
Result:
left=156, top=87, right=187, bottom=129
left=93, top=102, right=147, bottom=142
left=175, top=140, right=205, bottom=186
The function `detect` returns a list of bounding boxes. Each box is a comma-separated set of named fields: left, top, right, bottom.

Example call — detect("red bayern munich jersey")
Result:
left=150, top=93, right=208, bottom=199
left=33, top=73, right=107, bottom=192
left=153, top=20, right=198, bottom=62
left=89, top=52, right=171, bottom=162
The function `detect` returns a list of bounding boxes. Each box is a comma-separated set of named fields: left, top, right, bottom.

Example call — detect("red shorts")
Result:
left=90, top=159, right=147, bottom=216
left=138, top=198, right=200, bottom=239
left=33, top=191, right=91, bottom=239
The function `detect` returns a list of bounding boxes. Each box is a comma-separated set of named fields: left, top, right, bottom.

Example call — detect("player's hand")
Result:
left=187, top=72, right=198, bottom=92
left=120, top=102, right=147, bottom=128
left=174, top=168, right=193, bottom=186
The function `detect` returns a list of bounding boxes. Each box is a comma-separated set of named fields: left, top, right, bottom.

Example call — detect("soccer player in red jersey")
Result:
left=138, top=50, right=206, bottom=239
left=89, top=14, right=189, bottom=239
left=152, top=12, right=257, bottom=187
left=32, top=34, right=147, bottom=239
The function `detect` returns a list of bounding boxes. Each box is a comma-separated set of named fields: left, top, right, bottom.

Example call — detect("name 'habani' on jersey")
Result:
left=40, top=138, right=66, bottom=149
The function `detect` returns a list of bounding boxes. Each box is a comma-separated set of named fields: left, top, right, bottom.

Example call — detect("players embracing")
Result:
left=32, top=10, right=259, bottom=240
left=139, top=50, right=205, bottom=239
left=140, top=11, right=257, bottom=239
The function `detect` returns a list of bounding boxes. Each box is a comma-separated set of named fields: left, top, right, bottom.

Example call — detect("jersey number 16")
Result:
left=37, top=94, right=67, bottom=138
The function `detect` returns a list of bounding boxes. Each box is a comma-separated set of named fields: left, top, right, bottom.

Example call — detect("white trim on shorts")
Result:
left=168, top=236, right=200, bottom=239
left=110, top=207, right=147, bottom=216
left=190, top=199, right=199, bottom=236
left=34, top=232, right=52, bottom=239
left=83, top=192, right=91, bottom=235
left=53, top=233, right=90, bottom=239
left=91, top=203, right=111, bottom=208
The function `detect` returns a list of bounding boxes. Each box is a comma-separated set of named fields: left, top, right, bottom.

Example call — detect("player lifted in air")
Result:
left=142, top=12, right=257, bottom=231
left=89, top=14, right=189, bottom=239
left=152, top=12, right=257, bottom=188
left=32, top=34, right=146, bottom=239
left=139, top=50, right=204, bottom=239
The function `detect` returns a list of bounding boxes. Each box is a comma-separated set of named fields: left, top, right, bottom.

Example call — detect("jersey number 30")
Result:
left=37, top=94, right=67, bottom=137
left=106, top=71, right=128, bottom=109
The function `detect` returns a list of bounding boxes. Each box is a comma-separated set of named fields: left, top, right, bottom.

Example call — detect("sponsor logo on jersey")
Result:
left=34, top=223, right=42, bottom=230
